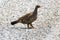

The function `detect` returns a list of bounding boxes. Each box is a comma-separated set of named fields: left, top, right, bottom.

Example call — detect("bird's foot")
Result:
left=27, top=27, right=31, bottom=29
left=27, top=27, right=35, bottom=29
left=29, top=27, right=35, bottom=29
left=32, top=27, right=35, bottom=29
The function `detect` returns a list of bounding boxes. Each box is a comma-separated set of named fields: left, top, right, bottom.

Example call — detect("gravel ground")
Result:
left=0, top=0, right=60, bottom=40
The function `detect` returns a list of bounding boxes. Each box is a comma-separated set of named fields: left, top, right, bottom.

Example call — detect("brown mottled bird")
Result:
left=11, top=5, right=40, bottom=29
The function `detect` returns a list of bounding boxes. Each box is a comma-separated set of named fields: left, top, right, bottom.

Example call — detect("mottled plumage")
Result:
left=11, top=5, right=40, bottom=29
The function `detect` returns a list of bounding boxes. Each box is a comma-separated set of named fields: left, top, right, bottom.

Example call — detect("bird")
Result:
left=11, top=5, right=40, bottom=29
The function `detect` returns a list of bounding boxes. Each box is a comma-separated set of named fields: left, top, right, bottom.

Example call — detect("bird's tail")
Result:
left=11, top=20, right=18, bottom=25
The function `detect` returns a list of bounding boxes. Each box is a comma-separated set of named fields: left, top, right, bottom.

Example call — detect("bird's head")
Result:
left=36, top=5, right=40, bottom=8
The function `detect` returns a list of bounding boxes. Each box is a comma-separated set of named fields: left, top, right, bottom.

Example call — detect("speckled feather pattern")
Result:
left=0, top=0, right=60, bottom=40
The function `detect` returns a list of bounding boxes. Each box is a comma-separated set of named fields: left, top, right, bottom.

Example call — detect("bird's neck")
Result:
left=33, top=7, right=38, bottom=15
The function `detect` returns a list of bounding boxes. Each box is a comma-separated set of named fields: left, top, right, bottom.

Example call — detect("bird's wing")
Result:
left=19, top=12, right=33, bottom=22
left=21, top=12, right=33, bottom=19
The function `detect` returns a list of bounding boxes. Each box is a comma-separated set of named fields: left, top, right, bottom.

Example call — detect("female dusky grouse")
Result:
left=11, top=5, right=40, bottom=29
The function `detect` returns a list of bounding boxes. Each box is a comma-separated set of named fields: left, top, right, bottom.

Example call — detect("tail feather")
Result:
left=11, top=21, right=18, bottom=25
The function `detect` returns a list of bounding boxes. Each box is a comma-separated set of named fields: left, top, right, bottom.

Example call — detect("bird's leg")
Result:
left=30, top=23, right=34, bottom=28
left=27, top=24, right=29, bottom=28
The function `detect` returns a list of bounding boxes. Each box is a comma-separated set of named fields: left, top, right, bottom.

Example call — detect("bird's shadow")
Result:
left=10, top=27, right=35, bottom=30
left=20, top=27, right=33, bottom=29
left=11, top=27, right=36, bottom=30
